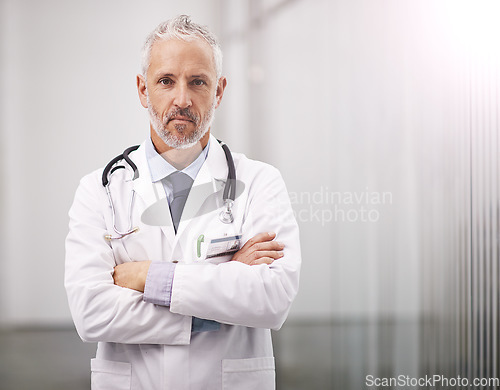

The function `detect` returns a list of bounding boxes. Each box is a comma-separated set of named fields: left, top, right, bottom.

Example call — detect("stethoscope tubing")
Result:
left=102, top=140, right=236, bottom=240
left=219, top=141, right=236, bottom=202
left=102, top=145, right=140, bottom=187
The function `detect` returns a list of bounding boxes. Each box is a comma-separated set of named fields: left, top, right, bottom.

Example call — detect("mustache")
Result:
left=165, top=107, right=199, bottom=124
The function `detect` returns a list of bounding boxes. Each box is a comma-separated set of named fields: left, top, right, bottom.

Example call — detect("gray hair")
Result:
left=141, top=15, right=223, bottom=79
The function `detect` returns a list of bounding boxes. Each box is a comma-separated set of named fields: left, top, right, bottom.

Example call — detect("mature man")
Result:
left=65, top=15, right=301, bottom=390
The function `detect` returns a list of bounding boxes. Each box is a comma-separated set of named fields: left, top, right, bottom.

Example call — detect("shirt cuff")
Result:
left=143, top=262, right=176, bottom=306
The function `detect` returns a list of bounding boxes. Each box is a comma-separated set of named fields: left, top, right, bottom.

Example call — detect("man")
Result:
left=65, top=15, right=301, bottom=390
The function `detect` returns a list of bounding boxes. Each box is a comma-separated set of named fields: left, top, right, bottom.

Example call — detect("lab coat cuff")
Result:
left=143, top=262, right=176, bottom=306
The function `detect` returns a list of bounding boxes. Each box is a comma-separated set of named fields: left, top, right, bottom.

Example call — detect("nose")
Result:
left=173, top=83, right=192, bottom=108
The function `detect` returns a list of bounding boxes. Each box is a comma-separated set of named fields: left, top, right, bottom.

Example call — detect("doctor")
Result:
left=65, top=15, right=301, bottom=390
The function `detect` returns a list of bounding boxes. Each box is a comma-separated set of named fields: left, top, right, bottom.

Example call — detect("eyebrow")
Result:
left=155, top=73, right=211, bottom=80
left=190, top=74, right=209, bottom=79
left=156, top=73, right=174, bottom=79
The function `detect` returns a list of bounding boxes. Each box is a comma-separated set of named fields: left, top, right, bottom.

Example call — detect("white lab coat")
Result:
left=65, top=134, right=301, bottom=390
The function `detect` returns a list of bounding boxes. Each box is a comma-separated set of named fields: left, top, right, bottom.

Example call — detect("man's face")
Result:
left=138, top=38, right=226, bottom=149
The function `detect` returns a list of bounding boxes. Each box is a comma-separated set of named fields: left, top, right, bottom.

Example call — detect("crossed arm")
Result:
left=113, top=232, right=285, bottom=293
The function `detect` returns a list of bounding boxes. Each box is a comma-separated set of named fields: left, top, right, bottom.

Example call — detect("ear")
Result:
left=214, top=77, right=227, bottom=109
left=137, top=74, right=148, bottom=108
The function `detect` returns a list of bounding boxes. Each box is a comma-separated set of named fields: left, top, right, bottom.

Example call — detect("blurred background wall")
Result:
left=1, top=0, right=499, bottom=389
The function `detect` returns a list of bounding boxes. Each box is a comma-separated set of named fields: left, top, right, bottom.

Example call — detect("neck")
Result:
left=151, top=128, right=210, bottom=170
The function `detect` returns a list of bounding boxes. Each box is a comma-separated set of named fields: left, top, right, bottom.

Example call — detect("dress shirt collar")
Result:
left=145, top=136, right=210, bottom=182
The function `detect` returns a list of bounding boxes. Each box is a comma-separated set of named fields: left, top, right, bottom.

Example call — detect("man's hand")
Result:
left=113, top=260, right=152, bottom=292
left=231, top=232, right=284, bottom=266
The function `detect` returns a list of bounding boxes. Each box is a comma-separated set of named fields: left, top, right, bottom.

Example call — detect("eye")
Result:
left=192, top=79, right=206, bottom=86
left=159, top=78, right=173, bottom=86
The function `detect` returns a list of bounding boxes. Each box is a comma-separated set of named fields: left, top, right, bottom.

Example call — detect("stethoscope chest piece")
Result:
left=219, top=199, right=234, bottom=224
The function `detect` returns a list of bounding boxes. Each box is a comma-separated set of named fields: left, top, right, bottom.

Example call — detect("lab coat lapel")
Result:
left=175, top=135, right=228, bottom=238
left=132, top=136, right=229, bottom=249
left=131, top=143, right=157, bottom=206
left=132, top=144, right=176, bottom=247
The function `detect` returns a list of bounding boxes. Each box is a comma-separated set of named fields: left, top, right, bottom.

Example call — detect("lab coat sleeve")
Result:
left=64, top=172, right=192, bottom=344
left=170, top=163, right=301, bottom=330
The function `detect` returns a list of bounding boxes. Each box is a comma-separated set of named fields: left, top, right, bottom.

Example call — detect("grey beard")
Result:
left=148, top=99, right=216, bottom=150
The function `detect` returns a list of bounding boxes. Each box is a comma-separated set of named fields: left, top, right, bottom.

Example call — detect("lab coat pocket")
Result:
left=91, top=358, right=131, bottom=390
left=222, top=357, right=275, bottom=390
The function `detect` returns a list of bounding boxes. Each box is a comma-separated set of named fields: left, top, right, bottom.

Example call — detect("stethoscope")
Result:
left=102, top=140, right=236, bottom=241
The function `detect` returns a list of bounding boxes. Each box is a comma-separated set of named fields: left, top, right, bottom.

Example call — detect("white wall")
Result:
left=219, top=0, right=426, bottom=321
left=3, top=0, right=500, bottom=385
left=2, top=0, right=499, bottom=342
left=0, top=0, right=221, bottom=326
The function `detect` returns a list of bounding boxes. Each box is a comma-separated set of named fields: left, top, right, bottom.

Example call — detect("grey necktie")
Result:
left=168, top=171, right=194, bottom=234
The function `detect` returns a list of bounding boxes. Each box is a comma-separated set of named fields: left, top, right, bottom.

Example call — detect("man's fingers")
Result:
left=252, top=250, right=284, bottom=260
left=240, top=232, right=276, bottom=251
left=250, top=257, right=275, bottom=266
left=231, top=232, right=285, bottom=265
left=112, top=261, right=151, bottom=292
left=253, top=241, right=284, bottom=252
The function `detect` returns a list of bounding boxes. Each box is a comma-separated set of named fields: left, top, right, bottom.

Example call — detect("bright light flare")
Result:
left=438, top=0, right=500, bottom=61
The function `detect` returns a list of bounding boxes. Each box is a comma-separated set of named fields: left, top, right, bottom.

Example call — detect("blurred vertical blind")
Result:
left=419, top=0, right=500, bottom=386
left=217, top=0, right=500, bottom=388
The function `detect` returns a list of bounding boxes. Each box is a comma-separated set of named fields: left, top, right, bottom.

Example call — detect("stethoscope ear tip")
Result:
left=104, top=226, right=140, bottom=241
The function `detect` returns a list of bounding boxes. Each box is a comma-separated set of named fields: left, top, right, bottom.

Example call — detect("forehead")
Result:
left=148, top=37, right=216, bottom=78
